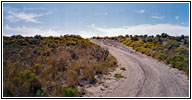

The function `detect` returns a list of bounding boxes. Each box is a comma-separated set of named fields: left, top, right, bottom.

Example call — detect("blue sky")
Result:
left=3, top=3, right=189, bottom=37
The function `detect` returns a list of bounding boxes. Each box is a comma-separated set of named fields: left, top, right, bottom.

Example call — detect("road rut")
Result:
left=84, top=39, right=189, bottom=97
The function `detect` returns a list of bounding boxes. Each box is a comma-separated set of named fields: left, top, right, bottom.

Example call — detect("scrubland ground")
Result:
left=3, top=35, right=117, bottom=97
left=84, top=39, right=189, bottom=97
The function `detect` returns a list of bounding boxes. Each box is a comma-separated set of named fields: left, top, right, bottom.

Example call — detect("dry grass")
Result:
left=3, top=35, right=118, bottom=97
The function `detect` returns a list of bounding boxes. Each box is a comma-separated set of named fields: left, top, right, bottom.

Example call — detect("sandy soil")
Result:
left=84, top=39, right=189, bottom=97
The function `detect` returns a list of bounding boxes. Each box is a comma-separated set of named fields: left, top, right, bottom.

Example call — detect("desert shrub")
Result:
left=82, top=66, right=95, bottom=83
left=133, top=47, right=140, bottom=51
left=176, top=47, right=189, bottom=56
left=111, top=60, right=117, bottom=66
left=156, top=37, right=163, bottom=44
left=125, top=34, right=129, bottom=38
left=11, top=35, right=24, bottom=39
left=122, top=34, right=188, bottom=75
left=151, top=51, right=157, bottom=58
left=170, top=55, right=185, bottom=69
left=171, top=55, right=184, bottom=61
left=186, top=67, right=189, bottom=73
left=28, top=39, right=39, bottom=45
left=143, top=42, right=154, bottom=48
left=138, top=47, right=146, bottom=54
left=123, top=40, right=133, bottom=46
left=129, top=41, right=143, bottom=47
left=183, top=38, right=188, bottom=45
left=161, top=33, right=169, bottom=38
left=143, top=36, right=154, bottom=42
left=14, top=70, right=42, bottom=97
left=3, top=35, right=119, bottom=97
left=165, top=41, right=180, bottom=49
left=65, top=70, right=79, bottom=87
left=131, top=36, right=139, bottom=41
left=157, top=54, right=168, bottom=61
left=165, top=59, right=170, bottom=64
left=34, top=35, right=43, bottom=40
left=144, top=48, right=152, bottom=56
left=175, top=62, right=184, bottom=70
left=35, top=89, right=44, bottom=97
left=63, top=87, right=78, bottom=97
left=120, top=67, right=126, bottom=71
left=114, top=73, right=124, bottom=78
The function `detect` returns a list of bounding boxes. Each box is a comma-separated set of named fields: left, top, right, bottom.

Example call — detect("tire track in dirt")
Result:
left=84, top=39, right=189, bottom=97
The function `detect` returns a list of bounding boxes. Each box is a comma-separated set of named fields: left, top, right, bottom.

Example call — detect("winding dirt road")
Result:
left=84, top=39, right=189, bottom=97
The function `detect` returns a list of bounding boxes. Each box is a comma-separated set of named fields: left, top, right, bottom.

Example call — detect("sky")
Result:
left=3, top=3, right=190, bottom=38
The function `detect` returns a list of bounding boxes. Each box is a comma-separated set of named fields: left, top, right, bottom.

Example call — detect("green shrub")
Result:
left=15, top=70, right=42, bottom=96
left=157, top=54, right=168, bottom=61
left=120, top=67, right=126, bottom=71
left=175, top=62, right=184, bottom=70
left=165, top=41, right=180, bottom=49
left=170, top=60, right=176, bottom=68
left=63, top=87, right=78, bottom=97
left=165, top=59, right=170, bottom=64
left=112, top=60, right=117, bottom=66
left=151, top=51, right=157, bottom=58
left=186, top=67, right=189, bottom=73
left=133, top=47, right=139, bottom=51
left=123, top=40, right=133, bottom=46
left=143, top=36, right=154, bottom=42
left=131, top=36, right=139, bottom=41
left=114, top=73, right=124, bottom=78
left=35, top=89, right=44, bottom=97
left=171, top=55, right=184, bottom=61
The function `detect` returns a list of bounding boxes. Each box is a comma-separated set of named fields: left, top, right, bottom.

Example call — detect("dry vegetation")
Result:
left=92, top=33, right=189, bottom=76
left=3, top=35, right=117, bottom=97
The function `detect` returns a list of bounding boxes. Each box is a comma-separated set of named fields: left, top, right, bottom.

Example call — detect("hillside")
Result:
left=85, top=39, right=188, bottom=97
left=92, top=33, right=189, bottom=76
left=3, top=35, right=117, bottom=97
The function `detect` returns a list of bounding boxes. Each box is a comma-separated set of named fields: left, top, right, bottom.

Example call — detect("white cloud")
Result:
left=5, top=7, right=52, bottom=23
left=136, top=10, right=145, bottom=14
left=152, top=16, right=165, bottom=19
left=90, top=24, right=189, bottom=36
left=175, top=16, right=179, bottom=20
left=3, top=25, right=97, bottom=38
left=4, top=25, right=62, bottom=36
left=3, top=24, right=189, bottom=38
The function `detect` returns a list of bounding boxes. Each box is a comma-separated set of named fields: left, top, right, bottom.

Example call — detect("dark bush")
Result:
left=131, top=36, right=139, bottom=41
left=161, top=33, right=169, bottom=38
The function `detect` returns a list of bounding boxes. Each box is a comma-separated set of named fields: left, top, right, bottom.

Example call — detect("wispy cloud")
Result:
left=5, top=7, right=52, bottom=23
left=4, top=24, right=61, bottom=36
left=91, top=24, right=189, bottom=36
left=175, top=16, right=179, bottom=20
left=136, top=10, right=145, bottom=14
left=151, top=16, right=165, bottom=19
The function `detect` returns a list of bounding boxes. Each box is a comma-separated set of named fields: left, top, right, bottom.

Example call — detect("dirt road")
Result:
left=84, top=39, right=189, bottom=97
